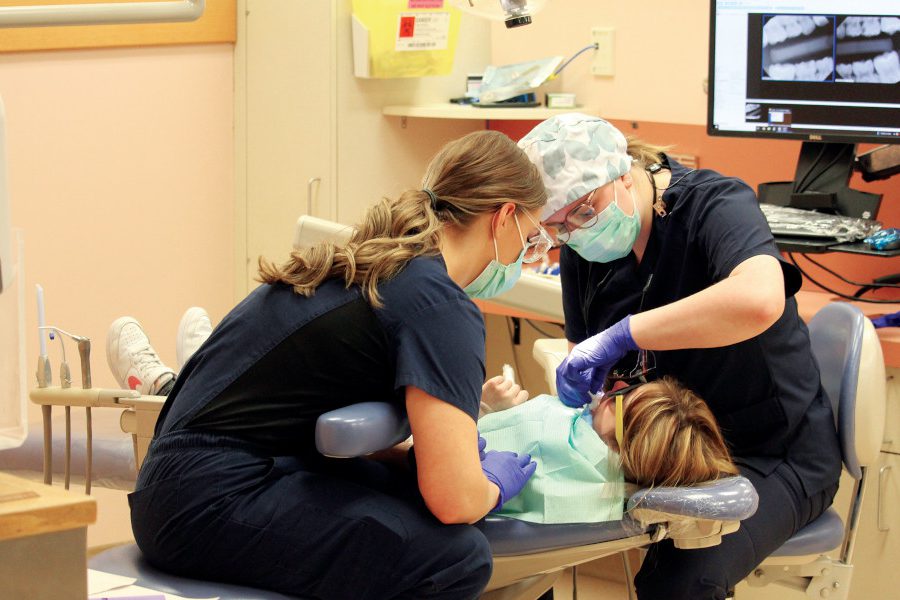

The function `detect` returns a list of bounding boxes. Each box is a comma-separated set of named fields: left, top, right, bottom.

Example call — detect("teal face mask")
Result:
left=566, top=183, right=641, bottom=263
left=464, top=213, right=527, bottom=300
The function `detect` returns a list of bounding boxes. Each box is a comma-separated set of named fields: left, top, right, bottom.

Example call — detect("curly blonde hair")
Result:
left=258, top=130, right=547, bottom=306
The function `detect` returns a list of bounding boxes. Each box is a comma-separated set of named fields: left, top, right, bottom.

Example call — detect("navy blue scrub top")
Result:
left=560, top=156, right=841, bottom=497
left=154, top=255, right=486, bottom=457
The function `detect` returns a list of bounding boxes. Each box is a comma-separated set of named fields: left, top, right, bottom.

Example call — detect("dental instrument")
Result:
left=34, top=322, right=119, bottom=494
left=35, top=285, right=51, bottom=387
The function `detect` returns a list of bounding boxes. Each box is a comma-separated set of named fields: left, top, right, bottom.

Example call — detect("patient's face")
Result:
left=591, top=395, right=619, bottom=453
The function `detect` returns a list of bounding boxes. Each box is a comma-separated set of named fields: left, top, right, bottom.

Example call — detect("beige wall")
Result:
left=490, top=1, right=710, bottom=125
left=334, top=7, right=493, bottom=224
left=3, top=44, right=235, bottom=399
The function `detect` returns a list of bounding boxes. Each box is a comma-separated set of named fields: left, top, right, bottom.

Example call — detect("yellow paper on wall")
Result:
left=351, top=0, right=461, bottom=78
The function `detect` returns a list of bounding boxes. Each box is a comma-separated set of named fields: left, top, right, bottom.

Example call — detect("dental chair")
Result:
left=741, top=302, right=886, bottom=600
left=52, top=215, right=758, bottom=599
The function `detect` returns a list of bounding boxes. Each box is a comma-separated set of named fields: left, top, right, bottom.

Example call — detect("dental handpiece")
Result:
left=76, top=337, right=92, bottom=389
left=38, top=326, right=92, bottom=388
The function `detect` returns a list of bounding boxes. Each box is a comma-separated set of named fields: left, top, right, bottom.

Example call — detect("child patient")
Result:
left=478, top=377, right=738, bottom=525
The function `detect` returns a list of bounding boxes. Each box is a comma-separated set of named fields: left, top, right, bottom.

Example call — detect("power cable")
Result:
left=552, top=43, right=599, bottom=77
left=788, top=253, right=900, bottom=304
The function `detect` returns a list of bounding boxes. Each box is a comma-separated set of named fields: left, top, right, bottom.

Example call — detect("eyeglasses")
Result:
left=543, top=188, right=601, bottom=244
left=518, top=211, right=554, bottom=264
left=605, top=349, right=656, bottom=390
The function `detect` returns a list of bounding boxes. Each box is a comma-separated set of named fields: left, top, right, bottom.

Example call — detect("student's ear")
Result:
left=492, top=202, right=518, bottom=231
left=622, top=172, right=634, bottom=189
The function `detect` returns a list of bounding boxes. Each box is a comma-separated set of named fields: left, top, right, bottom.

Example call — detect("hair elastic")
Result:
left=423, top=188, right=439, bottom=210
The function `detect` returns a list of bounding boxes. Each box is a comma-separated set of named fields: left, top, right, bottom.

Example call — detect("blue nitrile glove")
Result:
left=556, top=315, right=639, bottom=407
left=478, top=435, right=487, bottom=460
left=481, top=449, right=537, bottom=511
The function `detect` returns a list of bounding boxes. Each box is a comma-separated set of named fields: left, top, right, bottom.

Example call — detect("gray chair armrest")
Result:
left=626, top=476, right=759, bottom=520
left=315, top=401, right=410, bottom=458
left=626, top=476, right=759, bottom=549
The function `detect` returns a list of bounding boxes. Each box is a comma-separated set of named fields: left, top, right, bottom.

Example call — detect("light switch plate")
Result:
left=592, top=27, right=615, bottom=76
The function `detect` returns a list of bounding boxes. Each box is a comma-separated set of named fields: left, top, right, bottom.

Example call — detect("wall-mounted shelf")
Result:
left=383, top=103, right=578, bottom=121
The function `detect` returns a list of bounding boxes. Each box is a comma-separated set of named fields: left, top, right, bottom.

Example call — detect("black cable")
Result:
left=524, top=318, right=565, bottom=339
left=800, top=148, right=851, bottom=194
left=800, top=253, right=900, bottom=290
left=553, top=43, right=599, bottom=77
left=788, top=253, right=900, bottom=304
left=793, top=145, right=828, bottom=193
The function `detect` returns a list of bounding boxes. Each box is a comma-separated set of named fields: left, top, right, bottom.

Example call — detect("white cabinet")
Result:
left=237, top=0, right=335, bottom=292
left=235, top=3, right=493, bottom=297
left=843, top=451, right=899, bottom=599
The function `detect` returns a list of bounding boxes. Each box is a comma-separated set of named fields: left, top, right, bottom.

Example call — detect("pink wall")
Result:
left=3, top=44, right=235, bottom=395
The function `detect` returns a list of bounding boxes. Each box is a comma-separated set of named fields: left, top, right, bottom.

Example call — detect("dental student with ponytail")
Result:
left=128, top=130, right=553, bottom=599
left=519, top=114, right=842, bottom=600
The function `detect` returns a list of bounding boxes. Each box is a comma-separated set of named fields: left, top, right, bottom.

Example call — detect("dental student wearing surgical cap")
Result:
left=518, top=113, right=842, bottom=600
left=128, top=130, right=552, bottom=599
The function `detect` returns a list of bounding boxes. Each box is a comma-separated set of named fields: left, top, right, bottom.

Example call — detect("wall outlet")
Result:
left=591, top=27, right=615, bottom=76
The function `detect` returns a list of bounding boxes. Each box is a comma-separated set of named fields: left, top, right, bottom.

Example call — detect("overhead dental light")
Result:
left=450, top=0, right=547, bottom=29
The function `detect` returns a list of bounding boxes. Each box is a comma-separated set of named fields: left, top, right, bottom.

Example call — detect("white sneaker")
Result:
left=176, top=307, right=213, bottom=369
left=106, top=317, right=175, bottom=395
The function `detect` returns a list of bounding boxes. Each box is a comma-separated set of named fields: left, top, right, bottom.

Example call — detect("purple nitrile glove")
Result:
left=481, top=449, right=537, bottom=511
left=872, top=311, right=900, bottom=329
left=478, top=435, right=487, bottom=460
left=556, top=315, right=639, bottom=408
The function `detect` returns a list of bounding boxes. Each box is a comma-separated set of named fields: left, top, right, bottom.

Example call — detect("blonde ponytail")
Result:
left=258, top=130, right=546, bottom=306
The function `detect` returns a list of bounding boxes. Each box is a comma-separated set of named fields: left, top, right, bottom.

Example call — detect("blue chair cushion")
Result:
left=88, top=544, right=297, bottom=599
left=479, top=514, right=647, bottom=556
left=770, top=507, right=844, bottom=557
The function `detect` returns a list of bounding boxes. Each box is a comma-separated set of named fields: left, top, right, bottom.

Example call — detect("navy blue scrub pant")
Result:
left=130, top=431, right=493, bottom=599
left=634, top=463, right=838, bottom=600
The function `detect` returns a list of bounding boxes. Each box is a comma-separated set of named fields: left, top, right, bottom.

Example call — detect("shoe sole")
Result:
left=176, top=306, right=209, bottom=369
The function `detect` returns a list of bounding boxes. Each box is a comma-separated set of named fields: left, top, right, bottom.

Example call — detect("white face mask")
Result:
left=566, top=184, right=641, bottom=263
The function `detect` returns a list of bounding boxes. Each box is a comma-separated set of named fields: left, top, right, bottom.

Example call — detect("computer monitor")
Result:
left=707, top=0, right=900, bottom=219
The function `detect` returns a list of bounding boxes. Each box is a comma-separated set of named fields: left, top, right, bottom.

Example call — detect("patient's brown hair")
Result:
left=619, top=377, right=738, bottom=488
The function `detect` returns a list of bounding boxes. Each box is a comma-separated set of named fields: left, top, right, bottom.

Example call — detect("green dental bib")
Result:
left=479, top=394, right=625, bottom=524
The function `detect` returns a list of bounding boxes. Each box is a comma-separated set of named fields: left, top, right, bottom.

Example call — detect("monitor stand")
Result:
left=757, top=141, right=883, bottom=220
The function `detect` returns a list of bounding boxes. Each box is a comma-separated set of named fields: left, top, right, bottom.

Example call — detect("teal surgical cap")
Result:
left=479, top=394, right=625, bottom=525
left=518, top=113, right=633, bottom=221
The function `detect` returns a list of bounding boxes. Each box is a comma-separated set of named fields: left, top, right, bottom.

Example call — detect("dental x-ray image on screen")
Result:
left=835, top=16, right=900, bottom=84
left=762, top=15, right=835, bottom=81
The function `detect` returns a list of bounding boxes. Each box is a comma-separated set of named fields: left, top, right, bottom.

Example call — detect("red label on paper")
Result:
left=399, top=15, right=416, bottom=38
left=409, top=0, right=444, bottom=7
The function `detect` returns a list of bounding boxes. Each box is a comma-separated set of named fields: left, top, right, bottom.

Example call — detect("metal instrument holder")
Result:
left=32, top=327, right=140, bottom=494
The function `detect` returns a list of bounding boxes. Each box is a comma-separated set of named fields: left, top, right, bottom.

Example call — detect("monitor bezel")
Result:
left=706, top=0, right=900, bottom=146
